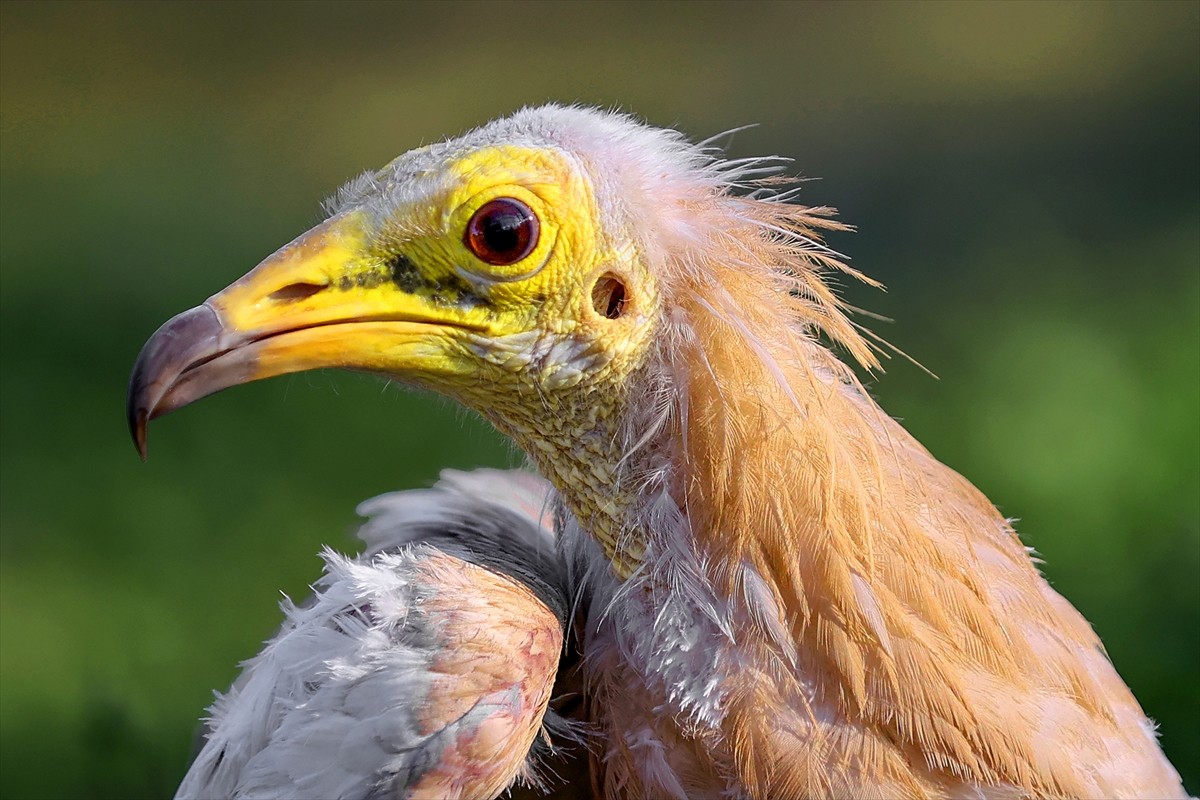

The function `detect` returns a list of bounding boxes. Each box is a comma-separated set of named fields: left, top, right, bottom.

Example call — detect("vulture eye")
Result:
left=464, top=198, right=539, bottom=266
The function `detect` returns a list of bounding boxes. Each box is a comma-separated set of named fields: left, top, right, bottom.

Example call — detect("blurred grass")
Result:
left=1, top=1, right=1196, bottom=797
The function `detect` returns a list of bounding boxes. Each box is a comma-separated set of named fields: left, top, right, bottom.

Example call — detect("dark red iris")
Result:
left=464, top=198, right=539, bottom=266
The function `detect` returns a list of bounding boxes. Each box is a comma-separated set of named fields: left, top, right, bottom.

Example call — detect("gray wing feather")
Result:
left=176, top=469, right=565, bottom=800
left=357, top=468, right=567, bottom=624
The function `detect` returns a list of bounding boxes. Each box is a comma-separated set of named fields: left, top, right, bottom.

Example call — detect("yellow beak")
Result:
left=126, top=210, right=488, bottom=458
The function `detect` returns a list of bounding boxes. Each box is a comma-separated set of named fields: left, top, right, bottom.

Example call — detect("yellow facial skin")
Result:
left=226, top=146, right=654, bottom=394
left=128, top=144, right=660, bottom=574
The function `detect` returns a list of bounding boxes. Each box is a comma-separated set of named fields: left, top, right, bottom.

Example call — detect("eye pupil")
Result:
left=465, top=198, right=539, bottom=266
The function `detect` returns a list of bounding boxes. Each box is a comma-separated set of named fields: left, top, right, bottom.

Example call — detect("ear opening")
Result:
left=591, top=274, right=628, bottom=320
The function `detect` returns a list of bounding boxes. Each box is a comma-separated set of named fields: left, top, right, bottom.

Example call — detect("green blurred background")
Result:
left=1, top=1, right=1196, bottom=796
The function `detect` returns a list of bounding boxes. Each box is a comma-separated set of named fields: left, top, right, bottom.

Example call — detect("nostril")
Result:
left=269, top=282, right=325, bottom=303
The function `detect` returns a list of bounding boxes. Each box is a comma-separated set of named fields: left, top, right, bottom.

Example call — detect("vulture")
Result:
left=128, top=105, right=1188, bottom=799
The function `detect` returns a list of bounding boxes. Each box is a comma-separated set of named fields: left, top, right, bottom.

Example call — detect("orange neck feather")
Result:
left=654, top=198, right=1139, bottom=795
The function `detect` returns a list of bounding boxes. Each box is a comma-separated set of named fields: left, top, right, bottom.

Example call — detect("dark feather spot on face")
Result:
left=389, top=253, right=422, bottom=293
left=386, top=253, right=491, bottom=309
left=355, top=271, right=388, bottom=289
